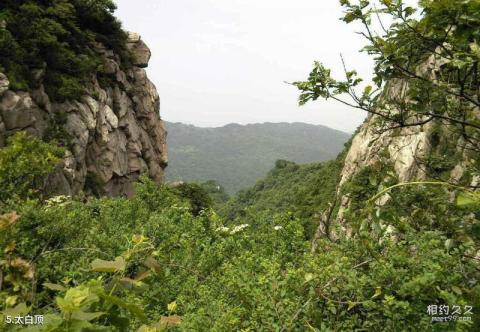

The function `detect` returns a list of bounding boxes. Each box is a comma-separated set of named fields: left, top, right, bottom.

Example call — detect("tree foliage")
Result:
left=220, top=156, right=345, bottom=240
left=0, top=132, right=64, bottom=205
left=294, top=0, right=480, bottom=147
left=0, top=0, right=128, bottom=101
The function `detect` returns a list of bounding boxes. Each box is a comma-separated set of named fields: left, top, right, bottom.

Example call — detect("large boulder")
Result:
left=126, top=32, right=152, bottom=68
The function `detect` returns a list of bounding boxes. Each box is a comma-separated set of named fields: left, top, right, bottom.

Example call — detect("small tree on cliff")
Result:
left=293, top=0, right=480, bottom=151
left=295, top=0, right=480, bottom=252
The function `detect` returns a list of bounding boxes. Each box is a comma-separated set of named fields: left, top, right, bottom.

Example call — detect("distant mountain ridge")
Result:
left=165, top=121, right=350, bottom=194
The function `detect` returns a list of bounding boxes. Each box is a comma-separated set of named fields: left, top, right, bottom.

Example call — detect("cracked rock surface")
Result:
left=0, top=33, right=168, bottom=197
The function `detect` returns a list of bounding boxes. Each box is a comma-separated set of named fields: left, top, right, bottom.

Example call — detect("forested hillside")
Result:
left=0, top=0, right=479, bottom=331
left=165, top=121, right=349, bottom=194
left=220, top=149, right=348, bottom=238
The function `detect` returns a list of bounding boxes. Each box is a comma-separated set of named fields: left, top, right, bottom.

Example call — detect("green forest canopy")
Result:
left=165, top=121, right=349, bottom=194
left=0, top=0, right=128, bottom=100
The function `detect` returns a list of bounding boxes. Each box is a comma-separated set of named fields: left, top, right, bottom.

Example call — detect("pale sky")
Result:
left=114, top=0, right=374, bottom=133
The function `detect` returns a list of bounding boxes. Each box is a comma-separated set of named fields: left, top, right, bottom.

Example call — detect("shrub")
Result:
left=0, top=0, right=128, bottom=101
left=0, top=132, right=64, bottom=206
left=172, top=182, right=213, bottom=216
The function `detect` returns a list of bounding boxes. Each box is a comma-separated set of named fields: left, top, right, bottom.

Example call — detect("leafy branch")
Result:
left=293, top=0, right=480, bottom=139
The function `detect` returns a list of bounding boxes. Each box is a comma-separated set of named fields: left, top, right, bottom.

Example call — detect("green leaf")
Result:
left=371, top=287, right=382, bottom=299
left=91, top=257, right=126, bottom=273
left=160, top=315, right=182, bottom=327
left=404, top=6, right=415, bottom=17
left=368, top=174, right=378, bottom=186
left=444, top=239, right=454, bottom=250
left=56, top=286, right=99, bottom=313
left=329, top=305, right=337, bottom=314
left=347, top=301, right=357, bottom=311
left=64, top=320, right=95, bottom=330
left=100, top=293, right=148, bottom=322
left=71, top=310, right=105, bottom=321
left=304, top=273, right=314, bottom=283
left=137, top=316, right=182, bottom=332
left=470, top=42, right=480, bottom=58
left=1, top=302, right=29, bottom=317
left=363, top=85, right=373, bottom=96
left=456, top=192, right=480, bottom=208
left=143, top=256, right=162, bottom=273
left=451, top=286, right=462, bottom=295
left=119, top=278, right=140, bottom=289
left=43, top=283, right=66, bottom=292
left=110, top=316, right=130, bottom=329
left=343, top=12, right=356, bottom=23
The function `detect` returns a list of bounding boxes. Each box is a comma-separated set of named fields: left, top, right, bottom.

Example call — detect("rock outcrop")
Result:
left=325, top=119, right=477, bottom=242
left=0, top=34, right=168, bottom=197
left=126, top=32, right=152, bottom=68
left=333, top=113, right=433, bottom=232
left=315, top=77, right=479, bottom=241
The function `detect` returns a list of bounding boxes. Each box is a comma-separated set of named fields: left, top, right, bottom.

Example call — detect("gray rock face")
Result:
left=0, top=73, right=9, bottom=96
left=333, top=112, right=433, bottom=236
left=127, top=32, right=151, bottom=68
left=0, top=33, right=168, bottom=197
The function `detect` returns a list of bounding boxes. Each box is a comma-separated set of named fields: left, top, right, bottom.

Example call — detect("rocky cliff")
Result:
left=310, top=53, right=479, bottom=244
left=0, top=33, right=168, bottom=197
left=318, top=81, right=479, bottom=241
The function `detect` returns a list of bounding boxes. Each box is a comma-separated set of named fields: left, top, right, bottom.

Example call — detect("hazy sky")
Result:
left=114, top=0, right=374, bottom=133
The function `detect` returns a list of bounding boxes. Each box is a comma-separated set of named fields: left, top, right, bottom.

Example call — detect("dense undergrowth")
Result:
left=220, top=156, right=346, bottom=239
left=0, top=132, right=479, bottom=331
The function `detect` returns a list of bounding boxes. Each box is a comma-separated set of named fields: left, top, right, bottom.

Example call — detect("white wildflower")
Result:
left=216, top=226, right=230, bottom=233
left=274, top=225, right=283, bottom=231
left=230, top=224, right=249, bottom=234
left=44, top=195, right=71, bottom=210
